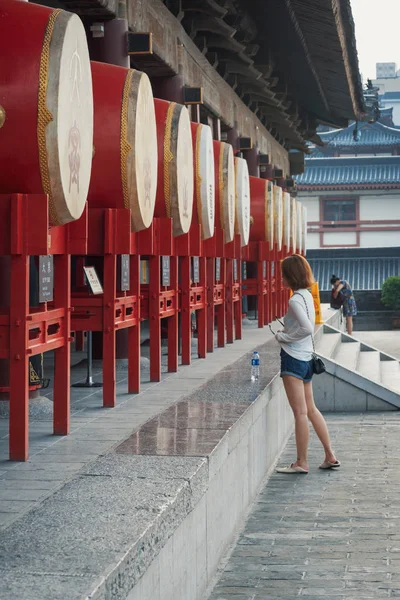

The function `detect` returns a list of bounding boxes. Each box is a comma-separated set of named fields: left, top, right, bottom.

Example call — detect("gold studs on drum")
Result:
left=0, top=105, right=6, bottom=129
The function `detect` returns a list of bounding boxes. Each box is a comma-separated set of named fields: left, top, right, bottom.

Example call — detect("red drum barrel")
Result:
left=234, top=157, right=251, bottom=247
left=88, top=62, right=157, bottom=231
left=213, top=141, right=235, bottom=243
left=0, top=0, right=93, bottom=225
left=290, top=196, right=297, bottom=253
left=154, top=99, right=193, bottom=236
left=191, top=123, right=215, bottom=240
left=274, top=185, right=283, bottom=252
left=249, top=177, right=274, bottom=245
left=282, top=192, right=291, bottom=250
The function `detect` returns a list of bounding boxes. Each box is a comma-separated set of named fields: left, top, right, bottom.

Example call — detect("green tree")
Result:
left=381, top=276, right=400, bottom=311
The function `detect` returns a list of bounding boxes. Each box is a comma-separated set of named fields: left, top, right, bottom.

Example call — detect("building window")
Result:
left=322, top=198, right=357, bottom=227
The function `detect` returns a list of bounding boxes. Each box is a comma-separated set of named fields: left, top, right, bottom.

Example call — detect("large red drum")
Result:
left=154, top=99, right=193, bottom=237
left=0, top=0, right=93, bottom=225
left=249, top=177, right=274, bottom=245
left=274, top=185, right=283, bottom=252
left=282, top=191, right=291, bottom=249
left=191, top=123, right=215, bottom=240
left=235, top=157, right=251, bottom=247
left=213, top=141, right=235, bottom=243
left=88, top=62, right=157, bottom=232
left=290, top=196, right=297, bottom=253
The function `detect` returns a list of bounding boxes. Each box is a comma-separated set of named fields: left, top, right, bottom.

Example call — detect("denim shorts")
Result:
left=280, top=349, right=313, bottom=383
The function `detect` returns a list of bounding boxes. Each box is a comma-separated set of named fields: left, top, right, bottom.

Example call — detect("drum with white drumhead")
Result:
left=0, top=0, right=93, bottom=226
left=88, top=62, right=157, bottom=232
left=235, top=157, right=250, bottom=247
left=282, top=192, right=291, bottom=249
left=290, top=196, right=297, bottom=253
left=249, top=178, right=274, bottom=246
left=213, top=141, right=235, bottom=243
left=191, top=123, right=215, bottom=240
left=296, top=201, right=303, bottom=254
left=274, top=185, right=283, bottom=251
left=302, top=205, right=308, bottom=254
left=154, top=99, right=193, bottom=237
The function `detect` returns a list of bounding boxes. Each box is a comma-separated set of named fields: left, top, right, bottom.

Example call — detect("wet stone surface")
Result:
left=115, top=339, right=279, bottom=457
left=115, top=401, right=250, bottom=456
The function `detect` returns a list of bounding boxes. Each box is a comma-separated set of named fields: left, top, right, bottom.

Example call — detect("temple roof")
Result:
left=308, top=254, right=400, bottom=291
left=296, top=155, right=400, bottom=190
left=313, top=121, right=400, bottom=154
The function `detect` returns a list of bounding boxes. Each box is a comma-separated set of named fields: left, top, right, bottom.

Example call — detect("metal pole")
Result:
left=72, top=331, right=102, bottom=388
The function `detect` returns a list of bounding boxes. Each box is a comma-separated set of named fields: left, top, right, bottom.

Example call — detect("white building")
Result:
left=373, top=62, right=400, bottom=126
left=296, top=120, right=400, bottom=291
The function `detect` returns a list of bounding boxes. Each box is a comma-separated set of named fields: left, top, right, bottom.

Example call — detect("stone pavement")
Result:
left=208, top=412, right=400, bottom=600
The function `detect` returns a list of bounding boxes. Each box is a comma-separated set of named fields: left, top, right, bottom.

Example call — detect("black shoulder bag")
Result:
left=293, top=292, right=326, bottom=375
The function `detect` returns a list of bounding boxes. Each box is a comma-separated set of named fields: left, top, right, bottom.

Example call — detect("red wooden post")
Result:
left=53, top=253, right=70, bottom=435
left=128, top=253, right=140, bottom=393
left=234, top=257, right=242, bottom=340
left=103, top=251, right=117, bottom=407
left=180, top=255, right=191, bottom=365
left=217, top=259, right=226, bottom=348
left=257, top=256, right=264, bottom=328
left=9, top=254, right=29, bottom=461
left=168, top=255, right=178, bottom=373
left=149, top=255, right=161, bottom=382
left=197, top=256, right=207, bottom=358
left=74, top=256, right=86, bottom=351
left=226, top=258, right=234, bottom=343
left=206, top=257, right=215, bottom=353
left=266, top=244, right=272, bottom=325
left=102, top=212, right=117, bottom=408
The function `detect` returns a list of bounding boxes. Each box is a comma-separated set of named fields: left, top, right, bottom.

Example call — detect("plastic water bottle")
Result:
left=251, top=351, right=260, bottom=381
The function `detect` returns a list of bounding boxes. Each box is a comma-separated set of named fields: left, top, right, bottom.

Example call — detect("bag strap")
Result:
left=292, top=292, right=315, bottom=353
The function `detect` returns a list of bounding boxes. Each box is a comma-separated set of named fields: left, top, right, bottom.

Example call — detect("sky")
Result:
left=351, top=0, right=400, bottom=81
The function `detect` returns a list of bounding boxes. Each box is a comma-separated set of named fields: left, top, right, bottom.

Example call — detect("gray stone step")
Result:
left=357, top=349, right=381, bottom=383
left=381, top=359, right=400, bottom=393
left=332, top=338, right=360, bottom=372
left=315, top=332, right=341, bottom=358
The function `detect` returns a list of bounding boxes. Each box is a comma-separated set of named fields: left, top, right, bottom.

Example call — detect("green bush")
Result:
left=381, top=276, right=400, bottom=311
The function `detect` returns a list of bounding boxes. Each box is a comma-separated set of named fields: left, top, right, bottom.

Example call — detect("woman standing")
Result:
left=331, top=275, right=357, bottom=335
left=275, top=255, right=339, bottom=474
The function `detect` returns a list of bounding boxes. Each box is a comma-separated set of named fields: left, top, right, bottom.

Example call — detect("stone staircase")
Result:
left=313, top=325, right=400, bottom=411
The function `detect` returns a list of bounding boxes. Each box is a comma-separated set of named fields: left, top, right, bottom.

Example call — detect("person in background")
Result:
left=275, top=255, right=340, bottom=474
left=330, top=275, right=357, bottom=335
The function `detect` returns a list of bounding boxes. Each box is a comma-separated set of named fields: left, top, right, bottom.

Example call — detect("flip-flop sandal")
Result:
left=319, top=460, right=341, bottom=470
left=276, top=463, right=308, bottom=474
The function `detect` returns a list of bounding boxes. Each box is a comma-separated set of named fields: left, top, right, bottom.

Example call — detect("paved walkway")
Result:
left=208, top=412, right=400, bottom=600
left=0, top=318, right=264, bottom=530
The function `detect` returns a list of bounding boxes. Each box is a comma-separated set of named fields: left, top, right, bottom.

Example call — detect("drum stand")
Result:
left=0, top=193, right=84, bottom=460
left=174, top=224, right=207, bottom=366
left=71, top=207, right=140, bottom=408
left=241, top=241, right=271, bottom=328
left=137, top=217, right=179, bottom=382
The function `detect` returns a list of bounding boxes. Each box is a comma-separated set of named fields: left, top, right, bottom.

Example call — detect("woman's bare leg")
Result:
left=282, top=375, right=309, bottom=470
left=346, top=316, right=353, bottom=335
left=304, top=382, right=337, bottom=463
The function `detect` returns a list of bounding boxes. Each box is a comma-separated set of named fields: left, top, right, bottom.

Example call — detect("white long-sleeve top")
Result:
left=275, top=289, right=315, bottom=361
